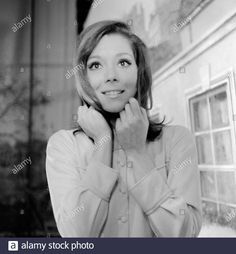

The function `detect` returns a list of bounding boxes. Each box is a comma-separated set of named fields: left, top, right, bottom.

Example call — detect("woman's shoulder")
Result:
left=162, top=124, right=193, bottom=135
left=161, top=124, right=195, bottom=144
left=47, top=128, right=86, bottom=148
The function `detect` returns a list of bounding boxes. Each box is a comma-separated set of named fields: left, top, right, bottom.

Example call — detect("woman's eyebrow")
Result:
left=88, top=52, right=133, bottom=60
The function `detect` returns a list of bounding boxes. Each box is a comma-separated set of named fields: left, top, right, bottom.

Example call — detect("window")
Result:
left=189, top=79, right=236, bottom=222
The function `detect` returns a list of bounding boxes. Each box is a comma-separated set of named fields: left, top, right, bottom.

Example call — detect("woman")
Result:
left=46, top=20, right=202, bottom=237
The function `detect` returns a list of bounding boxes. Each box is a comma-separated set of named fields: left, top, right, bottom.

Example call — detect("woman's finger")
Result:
left=77, top=106, right=82, bottom=122
left=78, top=105, right=88, bottom=121
left=128, top=97, right=142, bottom=118
left=78, top=106, right=85, bottom=122
left=124, top=103, right=133, bottom=121
left=115, top=118, right=121, bottom=131
left=140, top=107, right=148, bottom=122
left=119, top=110, right=126, bottom=125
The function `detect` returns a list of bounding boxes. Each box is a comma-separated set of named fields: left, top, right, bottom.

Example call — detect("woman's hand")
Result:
left=115, top=97, right=149, bottom=153
left=77, top=104, right=111, bottom=141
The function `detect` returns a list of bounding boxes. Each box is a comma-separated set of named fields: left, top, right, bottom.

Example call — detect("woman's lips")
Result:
left=102, top=90, right=125, bottom=98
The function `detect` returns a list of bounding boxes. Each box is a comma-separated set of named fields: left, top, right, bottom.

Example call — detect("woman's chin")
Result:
left=102, top=103, right=125, bottom=113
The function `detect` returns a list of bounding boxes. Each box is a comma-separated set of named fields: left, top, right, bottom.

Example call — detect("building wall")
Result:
left=0, top=0, right=80, bottom=235
left=152, top=0, right=236, bottom=229
left=180, top=0, right=236, bottom=47
left=33, top=0, right=79, bottom=140
left=152, top=0, right=236, bottom=128
left=0, top=0, right=79, bottom=142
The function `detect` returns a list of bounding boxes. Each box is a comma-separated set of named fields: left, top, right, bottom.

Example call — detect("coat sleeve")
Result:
left=128, top=126, right=202, bottom=237
left=45, top=130, right=119, bottom=237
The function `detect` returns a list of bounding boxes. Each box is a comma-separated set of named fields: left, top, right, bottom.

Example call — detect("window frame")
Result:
left=184, top=68, right=236, bottom=211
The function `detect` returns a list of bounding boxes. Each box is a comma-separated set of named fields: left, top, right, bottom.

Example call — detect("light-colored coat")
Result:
left=46, top=125, right=202, bottom=237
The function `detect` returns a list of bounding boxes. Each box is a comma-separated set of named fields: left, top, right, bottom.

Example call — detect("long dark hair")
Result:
left=73, top=20, right=167, bottom=142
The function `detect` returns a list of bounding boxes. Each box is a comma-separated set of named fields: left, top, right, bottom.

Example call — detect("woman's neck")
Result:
left=101, top=110, right=120, bottom=131
left=110, top=119, right=116, bottom=129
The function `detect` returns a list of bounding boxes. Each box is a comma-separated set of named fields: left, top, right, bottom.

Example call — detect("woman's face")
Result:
left=86, top=33, right=138, bottom=113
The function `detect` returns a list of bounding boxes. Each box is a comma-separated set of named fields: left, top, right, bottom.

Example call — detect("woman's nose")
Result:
left=105, top=65, right=118, bottom=83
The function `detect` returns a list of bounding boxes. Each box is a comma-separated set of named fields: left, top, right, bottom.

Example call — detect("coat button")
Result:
left=120, top=216, right=127, bottom=223
left=118, top=150, right=126, bottom=166
left=127, top=161, right=133, bottom=168
left=118, top=160, right=126, bottom=167
left=119, top=187, right=126, bottom=195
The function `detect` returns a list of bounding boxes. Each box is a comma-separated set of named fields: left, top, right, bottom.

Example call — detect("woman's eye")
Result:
left=119, top=59, right=131, bottom=67
left=88, top=62, right=101, bottom=70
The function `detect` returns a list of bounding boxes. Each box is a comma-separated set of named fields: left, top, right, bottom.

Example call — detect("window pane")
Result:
left=202, top=200, right=218, bottom=222
left=213, top=131, right=233, bottom=164
left=196, top=134, right=213, bottom=164
left=216, top=171, right=236, bottom=204
left=192, top=98, right=209, bottom=131
left=210, top=91, right=229, bottom=128
left=200, top=171, right=217, bottom=200
left=219, top=204, right=236, bottom=226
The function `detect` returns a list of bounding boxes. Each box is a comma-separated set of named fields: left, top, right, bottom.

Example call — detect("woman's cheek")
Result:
left=122, top=72, right=137, bottom=91
left=87, top=72, right=103, bottom=90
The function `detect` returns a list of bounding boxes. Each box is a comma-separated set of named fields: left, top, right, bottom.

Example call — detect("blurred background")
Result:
left=0, top=0, right=236, bottom=237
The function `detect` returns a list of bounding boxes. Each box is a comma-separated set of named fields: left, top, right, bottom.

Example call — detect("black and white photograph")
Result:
left=0, top=0, right=236, bottom=240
